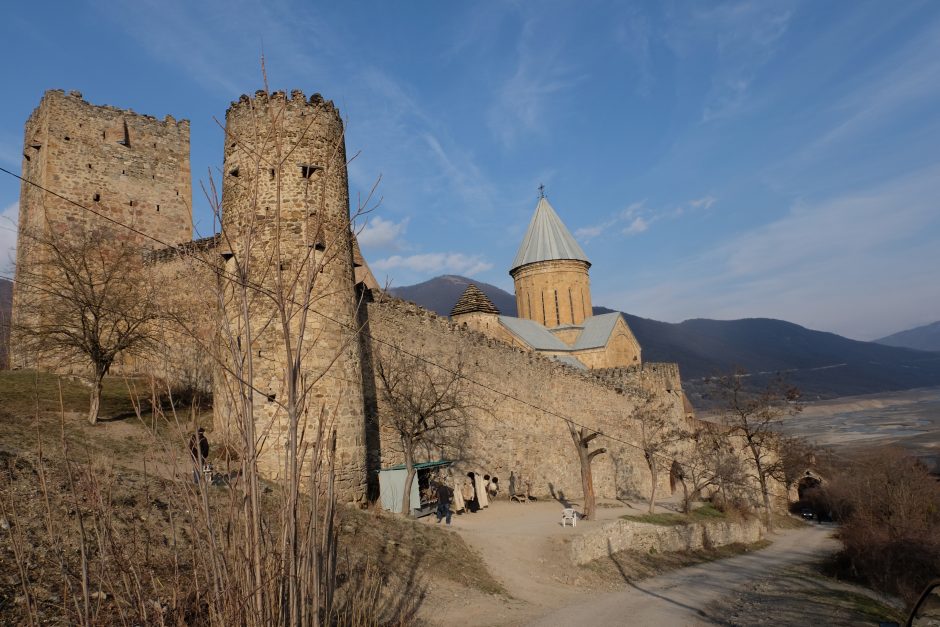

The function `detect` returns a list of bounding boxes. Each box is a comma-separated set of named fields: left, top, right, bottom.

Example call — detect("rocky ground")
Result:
left=0, top=371, right=910, bottom=626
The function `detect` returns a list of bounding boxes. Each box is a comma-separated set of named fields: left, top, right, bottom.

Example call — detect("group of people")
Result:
left=431, top=470, right=501, bottom=525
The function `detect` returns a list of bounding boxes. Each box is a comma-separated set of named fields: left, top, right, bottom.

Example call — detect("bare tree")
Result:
left=375, top=347, right=476, bottom=517
left=635, top=393, right=682, bottom=514
left=566, top=421, right=606, bottom=520
left=675, top=424, right=745, bottom=513
left=14, top=227, right=160, bottom=424
left=709, top=369, right=801, bottom=529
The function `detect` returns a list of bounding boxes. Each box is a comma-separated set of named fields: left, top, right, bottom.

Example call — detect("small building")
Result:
left=377, top=460, right=451, bottom=516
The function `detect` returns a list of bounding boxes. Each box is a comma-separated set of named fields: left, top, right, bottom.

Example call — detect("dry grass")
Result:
left=0, top=371, right=500, bottom=625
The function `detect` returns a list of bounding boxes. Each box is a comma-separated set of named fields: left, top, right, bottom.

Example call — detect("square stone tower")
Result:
left=10, top=89, right=193, bottom=368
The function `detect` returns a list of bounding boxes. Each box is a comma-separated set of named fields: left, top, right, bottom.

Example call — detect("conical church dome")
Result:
left=510, top=196, right=590, bottom=273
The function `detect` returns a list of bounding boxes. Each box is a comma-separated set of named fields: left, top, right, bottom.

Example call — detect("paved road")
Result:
left=528, top=524, right=839, bottom=626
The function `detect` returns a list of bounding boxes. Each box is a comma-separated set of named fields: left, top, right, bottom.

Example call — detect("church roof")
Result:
left=571, top=312, right=622, bottom=350
left=451, top=284, right=500, bottom=316
left=497, top=312, right=626, bottom=353
left=498, top=316, right=570, bottom=351
left=510, top=196, right=590, bottom=273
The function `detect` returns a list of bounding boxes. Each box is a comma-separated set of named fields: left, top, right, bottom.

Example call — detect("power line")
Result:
left=0, top=165, right=709, bottom=470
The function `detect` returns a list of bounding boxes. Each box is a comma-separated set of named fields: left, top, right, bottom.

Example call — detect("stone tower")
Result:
left=214, top=90, right=367, bottom=503
left=450, top=283, right=501, bottom=335
left=510, top=195, right=592, bottom=327
left=11, top=89, right=192, bottom=368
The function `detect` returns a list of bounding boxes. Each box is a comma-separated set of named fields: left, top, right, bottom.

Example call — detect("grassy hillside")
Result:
left=0, top=371, right=501, bottom=625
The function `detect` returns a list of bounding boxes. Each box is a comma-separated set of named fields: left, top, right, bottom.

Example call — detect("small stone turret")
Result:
left=450, top=284, right=502, bottom=336
left=215, top=89, right=368, bottom=503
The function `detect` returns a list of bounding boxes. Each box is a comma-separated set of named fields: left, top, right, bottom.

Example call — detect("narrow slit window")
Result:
left=229, top=167, right=240, bottom=177
left=541, top=292, right=547, bottom=326
left=554, top=290, right=560, bottom=326
left=300, top=164, right=321, bottom=179
left=93, top=193, right=100, bottom=202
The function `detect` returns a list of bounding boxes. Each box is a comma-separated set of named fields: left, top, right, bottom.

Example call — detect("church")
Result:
left=450, top=192, right=642, bottom=370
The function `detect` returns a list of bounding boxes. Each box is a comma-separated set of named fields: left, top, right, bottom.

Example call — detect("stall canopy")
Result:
left=378, top=460, right=452, bottom=515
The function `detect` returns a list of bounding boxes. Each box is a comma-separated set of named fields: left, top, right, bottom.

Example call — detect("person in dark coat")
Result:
left=435, top=481, right=453, bottom=525
left=188, top=427, right=209, bottom=483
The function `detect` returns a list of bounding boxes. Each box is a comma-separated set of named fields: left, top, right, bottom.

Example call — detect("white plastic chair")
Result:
left=561, top=508, right=578, bottom=527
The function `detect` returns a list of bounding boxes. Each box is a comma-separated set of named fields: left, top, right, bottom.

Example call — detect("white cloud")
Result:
left=373, top=252, right=493, bottom=277
left=357, top=216, right=408, bottom=251
left=664, top=2, right=794, bottom=122
left=689, top=195, right=717, bottom=210
left=488, top=18, right=583, bottom=147
left=577, top=196, right=714, bottom=241
left=602, top=165, right=940, bottom=339
left=574, top=225, right=604, bottom=240
left=623, top=216, right=649, bottom=236
left=0, top=201, right=18, bottom=275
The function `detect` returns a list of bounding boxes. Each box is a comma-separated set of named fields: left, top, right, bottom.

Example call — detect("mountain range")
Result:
left=390, top=275, right=940, bottom=400
left=3, top=274, right=939, bottom=400
left=876, top=321, right=940, bottom=352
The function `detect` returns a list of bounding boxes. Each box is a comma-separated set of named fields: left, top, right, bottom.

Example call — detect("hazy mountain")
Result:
left=390, top=275, right=940, bottom=399
left=389, top=275, right=518, bottom=317
left=875, top=321, right=940, bottom=352
left=0, top=277, right=11, bottom=368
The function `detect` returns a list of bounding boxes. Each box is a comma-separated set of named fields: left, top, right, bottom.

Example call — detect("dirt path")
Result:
left=528, top=524, right=839, bottom=626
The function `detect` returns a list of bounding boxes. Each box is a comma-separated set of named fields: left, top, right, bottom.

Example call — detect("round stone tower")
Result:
left=510, top=195, right=593, bottom=327
left=215, top=89, right=367, bottom=503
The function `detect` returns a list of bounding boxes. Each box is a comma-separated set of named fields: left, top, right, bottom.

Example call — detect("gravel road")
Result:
left=528, top=524, right=839, bottom=626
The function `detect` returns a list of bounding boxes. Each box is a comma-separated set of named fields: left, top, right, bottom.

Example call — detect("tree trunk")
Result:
left=648, top=459, right=658, bottom=514
left=88, top=368, right=105, bottom=425
left=579, top=447, right=596, bottom=520
left=401, top=446, right=416, bottom=517
left=759, top=474, right=773, bottom=531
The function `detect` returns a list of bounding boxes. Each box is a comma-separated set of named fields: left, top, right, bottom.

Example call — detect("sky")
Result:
left=1, top=0, right=939, bottom=341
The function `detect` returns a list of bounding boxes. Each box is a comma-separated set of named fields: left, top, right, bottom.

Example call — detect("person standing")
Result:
left=189, top=427, right=209, bottom=483
left=435, top=481, right=453, bottom=525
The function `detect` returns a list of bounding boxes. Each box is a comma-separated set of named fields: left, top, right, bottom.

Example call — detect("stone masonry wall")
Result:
left=212, top=90, right=368, bottom=504
left=365, top=295, right=689, bottom=501
left=11, top=89, right=192, bottom=369
left=511, top=259, right=592, bottom=327
left=568, top=516, right=766, bottom=565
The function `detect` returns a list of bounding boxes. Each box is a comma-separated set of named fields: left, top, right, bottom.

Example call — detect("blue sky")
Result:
left=1, top=0, right=939, bottom=340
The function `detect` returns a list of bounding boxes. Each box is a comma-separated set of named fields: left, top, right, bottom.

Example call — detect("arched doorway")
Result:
left=669, top=460, right=683, bottom=495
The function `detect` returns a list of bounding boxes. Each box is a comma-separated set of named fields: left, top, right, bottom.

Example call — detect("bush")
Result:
left=820, top=448, right=940, bottom=603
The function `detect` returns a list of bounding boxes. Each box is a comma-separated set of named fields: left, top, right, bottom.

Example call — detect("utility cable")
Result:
left=0, top=165, right=752, bottom=473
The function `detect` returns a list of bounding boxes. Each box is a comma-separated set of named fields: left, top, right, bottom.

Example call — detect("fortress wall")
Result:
left=365, top=296, right=688, bottom=501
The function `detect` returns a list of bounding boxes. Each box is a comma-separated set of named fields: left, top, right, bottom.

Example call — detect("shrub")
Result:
left=820, top=448, right=940, bottom=603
